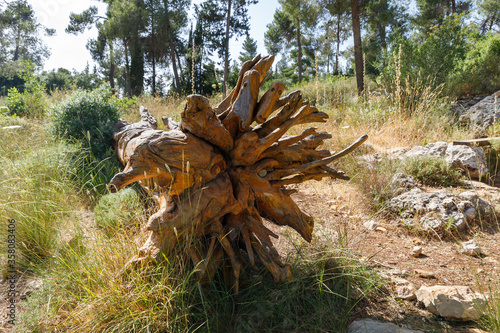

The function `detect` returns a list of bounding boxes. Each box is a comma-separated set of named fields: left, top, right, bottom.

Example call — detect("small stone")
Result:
left=393, top=278, right=417, bottom=300
left=477, top=268, right=484, bottom=274
left=375, top=226, right=387, bottom=232
left=411, top=246, right=422, bottom=258
left=363, top=220, right=379, bottom=230
left=461, top=240, right=482, bottom=257
left=414, top=269, right=436, bottom=278
left=412, top=238, right=422, bottom=245
left=348, top=319, right=423, bottom=333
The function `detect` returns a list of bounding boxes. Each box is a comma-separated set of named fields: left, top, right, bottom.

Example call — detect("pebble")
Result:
left=412, top=238, right=422, bottom=245
left=415, top=269, right=436, bottom=278
left=411, top=246, right=423, bottom=258
left=461, top=240, right=482, bottom=257
left=363, top=220, right=379, bottom=230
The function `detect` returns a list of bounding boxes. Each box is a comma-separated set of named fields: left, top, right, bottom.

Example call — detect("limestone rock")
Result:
left=445, top=144, right=488, bottom=179
left=404, top=142, right=448, bottom=158
left=458, top=91, right=500, bottom=134
left=348, top=319, right=423, bottom=333
left=415, top=269, right=436, bottom=278
left=461, top=240, right=482, bottom=257
left=386, top=188, right=489, bottom=233
left=458, top=191, right=495, bottom=219
left=391, top=173, right=417, bottom=190
left=401, top=142, right=488, bottom=180
left=415, top=285, right=487, bottom=321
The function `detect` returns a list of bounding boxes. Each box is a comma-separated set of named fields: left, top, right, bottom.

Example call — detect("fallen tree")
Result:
left=110, top=55, right=368, bottom=293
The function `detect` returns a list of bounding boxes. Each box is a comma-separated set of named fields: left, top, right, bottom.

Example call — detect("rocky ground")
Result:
left=287, top=178, right=498, bottom=332
left=275, top=92, right=500, bottom=332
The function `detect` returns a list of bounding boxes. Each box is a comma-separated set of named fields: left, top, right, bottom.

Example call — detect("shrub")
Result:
left=5, top=65, right=48, bottom=117
left=6, top=87, right=25, bottom=115
left=449, top=33, right=500, bottom=96
left=51, top=86, right=120, bottom=159
left=403, top=156, right=463, bottom=187
left=94, top=188, right=144, bottom=237
left=381, top=14, right=473, bottom=99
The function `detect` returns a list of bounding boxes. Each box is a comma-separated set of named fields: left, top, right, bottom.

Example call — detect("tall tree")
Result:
left=351, top=0, right=363, bottom=94
left=161, top=0, right=190, bottom=96
left=0, top=0, right=54, bottom=67
left=239, top=34, right=258, bottom=63
left=105, top=0, right=145, bottom=97
left=321, top=0, right=351, bottom=73
left=363, top=0, right=409, bottom=76
left=67, top=5, right=120, bottom=92
left=196, top=0, right=257, bottom=97
left=0, top=0, right=54, bottom=93
left=414, top=0, right=471, bottom=33
left=264, top=0, right=319, bottom=83
left=477, top=0, right=500, bottom=34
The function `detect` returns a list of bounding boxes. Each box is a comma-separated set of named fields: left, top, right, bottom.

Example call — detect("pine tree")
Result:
left=264, top=0, right=319, bottom=83
left=239, top=35, right=258, bottom=64
left=196, top=0, right=258, bottom=97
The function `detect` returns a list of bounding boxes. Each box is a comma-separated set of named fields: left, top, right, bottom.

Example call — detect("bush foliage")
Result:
left=403, top=156, right=464, bottom=187
left=6, top=65, right=47, bottom=117
left=51, top=86, right=120, bottom=159
left=450, top=33, right=500, bottom=96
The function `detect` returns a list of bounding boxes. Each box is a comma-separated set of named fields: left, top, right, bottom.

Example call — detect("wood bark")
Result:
left=223, top=0, right=232, bottom=98
left=111, top=55, right=368, bottom=293
left=108, top=41, right=115, bottom=94
left=123, top=38, right=132, bottom=98
left=163, top=1, right=182, bottom=96
left=297, top=18, right=303, bottom=83
left=351, top=0, right=364, bottom=94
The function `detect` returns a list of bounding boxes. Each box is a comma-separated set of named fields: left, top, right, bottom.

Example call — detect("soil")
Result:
left=279, top=177, right=500, bottom=332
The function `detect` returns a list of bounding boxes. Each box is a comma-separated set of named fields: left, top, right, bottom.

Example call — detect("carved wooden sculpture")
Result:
left=110, top=55, right=367, bottom=293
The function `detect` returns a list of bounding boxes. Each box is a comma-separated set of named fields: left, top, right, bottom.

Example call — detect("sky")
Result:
left=27, top=0, right=280, bottom=73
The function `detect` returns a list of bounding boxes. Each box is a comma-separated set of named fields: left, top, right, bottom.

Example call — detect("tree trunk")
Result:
left=176, top=48, right=184, bottom=86
left=335, top=15, right=340, bottom=73
left=123, top=39, right=132, bottom=98
left=378, top=22, right=387, bottom=68
left=151, top=17, right=157, bottom=95
left=451, top=0, right=456, bottom=14
left=108, top=41, right=115, bottom=94
left=152, top=54, right=156, bottom=95
left=327, top=53, right=330, bottom=75
left=351, top=0, right=364, bottom=94
left=297, top=23, right=303, bottom=83
left=13, top=25, right=20, bottom=61
left=130, top=35, right=144, bottom=96
left=223, top=0, right=232, bottom=98
left=164, top=1, right=182, bottom=96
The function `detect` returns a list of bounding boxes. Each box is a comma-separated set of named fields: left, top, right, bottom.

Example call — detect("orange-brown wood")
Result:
left=111, top=54, right=368, bottom=293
